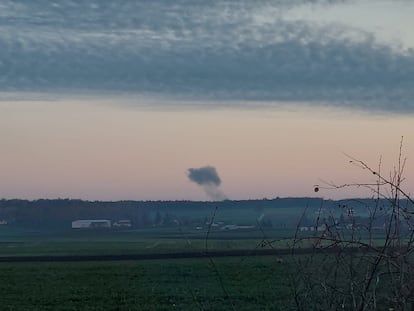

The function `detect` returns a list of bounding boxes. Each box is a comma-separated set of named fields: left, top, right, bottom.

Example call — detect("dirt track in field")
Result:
left=0, top=247, right=363, bottom=262
left=0, top=249, right=289, bottom=262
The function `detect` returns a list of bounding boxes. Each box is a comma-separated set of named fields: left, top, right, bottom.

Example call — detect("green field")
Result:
left=0, top=225, right=300, bottom=310
left=0, top=226, right=295, bottom=257
left=0, top=257, right=294, bottom=310
left=0, top=221, right=394, bottom=310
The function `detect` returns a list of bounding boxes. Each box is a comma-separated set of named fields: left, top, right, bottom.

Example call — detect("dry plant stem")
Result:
left=293, top=137, right=414, bottom=310
left=204, top=206, right=236, bottom=311
left=176, top=221, right=205, bottom=310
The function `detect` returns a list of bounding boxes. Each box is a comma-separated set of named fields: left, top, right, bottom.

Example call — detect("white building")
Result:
left=113, top=219, right=132, bottom=228
left=71, top=219, right=111, bottom=229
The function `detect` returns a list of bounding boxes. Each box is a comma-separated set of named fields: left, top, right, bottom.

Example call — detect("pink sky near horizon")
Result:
left=1, top=98, right=413, bottom=201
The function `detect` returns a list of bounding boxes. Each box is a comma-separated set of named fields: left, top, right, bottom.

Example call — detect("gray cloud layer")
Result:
left=1, top=0, right=413, bottom=112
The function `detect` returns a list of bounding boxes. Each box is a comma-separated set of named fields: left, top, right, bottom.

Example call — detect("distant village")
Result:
left=71, top=219, right=132, bottom=229
left=70, top=218, right=255, bottom=231
left=0, top=198, right=401, bottom=232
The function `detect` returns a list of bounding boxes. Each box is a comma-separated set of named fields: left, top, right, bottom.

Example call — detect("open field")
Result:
left=0, top=222, right=396, bottom=310
left=0, top=257, right=294, bottom=310
left=0, top=226, right=295, bottom=257
left=0, top=225, right=390, bottom=258
left=0, top=226, right=297, bottom=309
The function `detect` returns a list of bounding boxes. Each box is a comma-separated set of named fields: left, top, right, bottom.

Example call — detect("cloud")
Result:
left=187, top=166, right=226, bottom=201
left=1, top=0, right=414, bottom=112
left=187, top=166, right=221, bottom=186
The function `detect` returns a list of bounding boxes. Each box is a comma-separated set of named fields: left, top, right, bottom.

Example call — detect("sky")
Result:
left=1, top=0, right=414, bottom=201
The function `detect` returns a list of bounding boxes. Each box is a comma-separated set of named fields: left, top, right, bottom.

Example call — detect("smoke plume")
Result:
left=187, top=166, right=226, bottom=201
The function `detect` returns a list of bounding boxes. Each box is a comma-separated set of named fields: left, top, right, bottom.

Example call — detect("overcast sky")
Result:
left=1, top=0, right=413, bottom=200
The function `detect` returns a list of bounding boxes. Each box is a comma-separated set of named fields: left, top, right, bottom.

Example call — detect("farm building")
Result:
left=299, top=224, right=326, bottom=232
left=221, top=224, right=255, bottom=230
left=113, top=219, right=132, bottom=228
left=71, top=219, right=111, bottom=229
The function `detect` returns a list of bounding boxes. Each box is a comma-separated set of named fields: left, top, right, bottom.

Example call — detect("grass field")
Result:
left=0, top=225, right=298, bottom=310
left=0, top=226, right=295, bottom=257
left=0, top=257, right=294, bottom=310
left=0, top=223, right=393, bottom=310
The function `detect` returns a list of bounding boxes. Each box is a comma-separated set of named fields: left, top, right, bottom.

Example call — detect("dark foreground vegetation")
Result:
left=0, top=257, right=293, bottom=311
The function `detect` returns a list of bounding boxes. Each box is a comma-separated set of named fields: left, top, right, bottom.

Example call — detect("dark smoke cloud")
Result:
left=188, top=166, right=221, bottom=186
left=187, top=166, right=226, bottom=201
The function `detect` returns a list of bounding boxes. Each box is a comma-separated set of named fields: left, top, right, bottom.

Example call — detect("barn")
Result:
left=71, top=219, right=111, bottom=229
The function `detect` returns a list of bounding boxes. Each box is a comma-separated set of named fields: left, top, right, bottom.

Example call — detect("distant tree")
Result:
left=154, top=211, right=163, bottom=225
